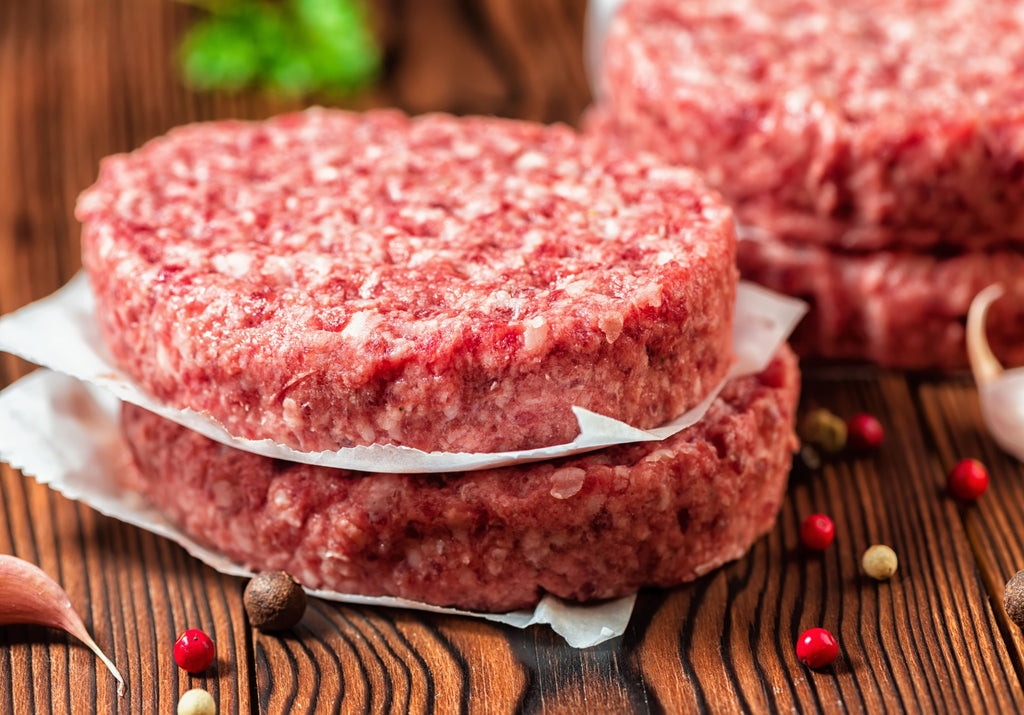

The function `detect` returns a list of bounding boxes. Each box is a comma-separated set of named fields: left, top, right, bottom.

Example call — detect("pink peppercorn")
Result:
left=799, top=514, right=835, bottom=551
left=796, top=627, right=839, bottom=669
left=947, top=458, right=989, bottom=501
left=846, top=413, right=884, bottom=451
left=173, top=629, right=216, bottom=674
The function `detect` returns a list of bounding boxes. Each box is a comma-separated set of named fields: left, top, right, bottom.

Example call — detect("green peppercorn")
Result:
left=800, top=408, right=848, bottom=454
left=178, top=688, right=216, bottom=715
left=862, top=544, right=898, bottom=580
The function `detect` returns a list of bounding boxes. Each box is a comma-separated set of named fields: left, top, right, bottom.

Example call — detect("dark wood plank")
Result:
left=624, top=372, right=1024, bottom=713
left=5, top=0, right=1024, bottom=712
left=499, top=619, right=647, bottom=713
left=376, top=0, right=591, bottom=122
left=917, top=378, right=1024, bottom=683
left=0, top=465, right=254, bottom=713
left=254, top=602, right=530, bottom=713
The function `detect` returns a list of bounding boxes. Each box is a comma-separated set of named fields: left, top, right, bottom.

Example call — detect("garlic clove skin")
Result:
left=966, top=284, right=1024, bottom=463
left=0, top=554, right=125, bottom=695
left=978, top=372, right=1024, bottom=463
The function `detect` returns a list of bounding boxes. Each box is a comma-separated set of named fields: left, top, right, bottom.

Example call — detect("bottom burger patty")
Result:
left=739, top=238, right=1024, bottom=370
left=122, top=347, right=800, bottom=612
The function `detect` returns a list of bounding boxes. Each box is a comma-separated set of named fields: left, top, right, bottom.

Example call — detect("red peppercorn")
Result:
left=799, top=513, right=835, bottom=551
left=173, top=628, right=216, bottom=673
left=846, top=413, right=884, bottom=451
left=947, top=458, right=989, bottom=501
left=796, top=627, right=839, bottom=669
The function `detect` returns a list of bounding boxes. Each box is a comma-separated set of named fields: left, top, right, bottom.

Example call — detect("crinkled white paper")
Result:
left=0, top=274, right=806, bottom=473
left=0, top=369, right=635, bottom=648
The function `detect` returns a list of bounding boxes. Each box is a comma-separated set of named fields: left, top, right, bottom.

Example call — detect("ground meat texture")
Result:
left=592, top=0, right=1024, bottom=252
left=78, top=108, right=737, bottom=453
left=121, top=347, right=800, bottom=612
left=739, top=239, right=1024, bottom=370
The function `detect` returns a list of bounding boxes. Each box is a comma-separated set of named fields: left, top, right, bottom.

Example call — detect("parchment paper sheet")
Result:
left=0, top=274, right=805, bottom=473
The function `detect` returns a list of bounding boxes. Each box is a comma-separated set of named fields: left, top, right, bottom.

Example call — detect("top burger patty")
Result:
left=77, top=108, right=738, bottom=454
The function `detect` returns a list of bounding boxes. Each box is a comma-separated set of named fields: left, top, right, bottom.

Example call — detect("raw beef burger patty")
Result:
left=122, top=346, right=800, bottom=612
left=739, top=239, right=1024, bottom=369
left=78, top=108, right=738, bottom=453
left=593, top=0, right=1024, bottom=251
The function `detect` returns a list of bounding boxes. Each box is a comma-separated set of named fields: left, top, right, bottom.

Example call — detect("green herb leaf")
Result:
left=179, top=15, right=262, bottom=90
left=177, top=0, right=380, bottom=95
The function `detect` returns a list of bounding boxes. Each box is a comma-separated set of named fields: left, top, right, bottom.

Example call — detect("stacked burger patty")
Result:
left=588, top=0, right=1024, bottom=369
left=77, top=108, right=799, bottom=611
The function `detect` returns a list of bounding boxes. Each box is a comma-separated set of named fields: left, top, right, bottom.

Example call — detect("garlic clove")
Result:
left=966, top=284, right=1024, bottom=463
left=0, top=554, right=125, bottom=695
left=967, top=284, right=1006, bottom=383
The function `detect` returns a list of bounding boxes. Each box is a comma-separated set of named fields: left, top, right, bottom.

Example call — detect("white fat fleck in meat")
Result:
left=211, top=251, right=254, bottom=279
left=479, top=289, right=526, bottom=318
left=458, top=198, right=500, bottom=219
left=441, top=397, right=459, bottom=420
left=281, top=397, right=304, bottom=431
left=521, top=229, right=547, bottom=253
left=646, top=166, right=698, bottom=186
left=399, top=205, right=449, bottom=227
left=643, top=448, right=676, bottom=463
left=599, top=312, right=624, bottom=343
left=522, top=316, right=550, bottom=353
left=210, top=480, right=237, bottom=509
left=385, top=177, right=404, bottom=202
left=336, top=516, right=369, bottom=549
left=552, top=181, right=590, bottom=202
left=487, top=548, right=509, bottom=575
left=313, top=165, right=340, bottom=182
left=561, top=278, right=593, bottom=298
left=406, top=548, right=423, bottom=569
left=340, top=309, right=382, bottom=342
left=154, top=341, right=176, bottom=374
left=277, top=253, right=329, bottom=286
left=385, top=333, right=413, bottom=356
left=358, top=269, right=383, bottom=299
left=596, top=217, right=622, bottom=240
left=170, top=320, right=195, bottom=360
left=550, top=467, right=587, bottom=499
left=631, top=282, right=664, bottom=309
left=268, top=483, right=304, bottom=527
left=514, top=150, right=548, bottom=171
left=452, top=139, right=482, bottom=160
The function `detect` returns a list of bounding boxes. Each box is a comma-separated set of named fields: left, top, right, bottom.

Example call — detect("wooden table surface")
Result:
left=3, top=1, right=1024, bottom=712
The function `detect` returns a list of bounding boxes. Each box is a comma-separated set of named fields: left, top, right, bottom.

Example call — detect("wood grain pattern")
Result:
left=0, top=466, right=254, bottom=713
left=918, top=380, right=1024, bottom=685
left=5, top=0, right=1024, bottom=712
left=624, top=371, right=1024, bottom=714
